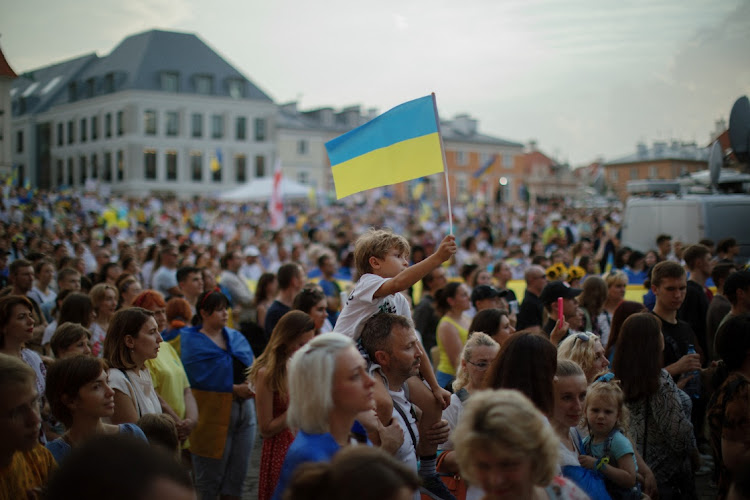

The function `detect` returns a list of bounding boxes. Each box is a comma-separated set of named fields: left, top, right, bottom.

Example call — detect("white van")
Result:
left=620, top=194, right=750, bottom=260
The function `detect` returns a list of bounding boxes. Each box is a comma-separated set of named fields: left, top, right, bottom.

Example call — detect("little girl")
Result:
left=579, top=374, right=640, bottom=500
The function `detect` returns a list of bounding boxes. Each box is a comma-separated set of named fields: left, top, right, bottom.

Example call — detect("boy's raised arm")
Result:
left=374, top=235, right=456, bottom=298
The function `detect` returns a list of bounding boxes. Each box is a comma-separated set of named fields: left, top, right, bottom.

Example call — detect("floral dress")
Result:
left=258, top=391, right=295, bottom=500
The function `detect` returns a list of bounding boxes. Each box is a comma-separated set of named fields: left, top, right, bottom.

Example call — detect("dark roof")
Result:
left=440, top=126, right=524, bottom=148
left=0, top=43, right=18, bottom=79
left=11, top=29, right=273, bottom=116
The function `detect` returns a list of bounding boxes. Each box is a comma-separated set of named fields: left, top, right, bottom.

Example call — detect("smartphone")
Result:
left=557, top=297, right=564, bottom=323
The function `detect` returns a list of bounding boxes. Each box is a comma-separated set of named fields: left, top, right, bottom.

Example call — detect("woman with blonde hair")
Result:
left=438, top=333, right=500, bottom=494
left=598, top=270, right=628, bottom=347
left=452, top=389, right=587, bottom=499
left=557, top=331, right=610, bottom=383
left=273, top=332, right=375, bottom=499
left=89, top=283, right=118, bottom=357
left=248, top=310, right=316, bottom=500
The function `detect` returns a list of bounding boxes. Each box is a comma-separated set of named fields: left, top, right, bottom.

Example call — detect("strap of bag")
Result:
left=118, top=369, right=142, bottom=418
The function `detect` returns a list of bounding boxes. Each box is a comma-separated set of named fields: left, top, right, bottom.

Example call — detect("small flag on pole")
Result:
left=325, top=95, right=444, bottom=199
left=210, top=149, right=223, bottom=172
left=269, top=159, right=284, bottom=230
left=473, top=154, right=498, bottom=179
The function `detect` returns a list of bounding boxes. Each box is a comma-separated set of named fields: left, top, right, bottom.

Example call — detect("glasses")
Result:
left=467, top=360, right=491, bottom=371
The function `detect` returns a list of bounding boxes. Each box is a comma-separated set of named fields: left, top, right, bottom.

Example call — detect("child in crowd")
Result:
left=137, top=413, right=180, bottom=460
left=334, top=228, right=456, bottom=498
left=580, top=374, right=639, bottom=499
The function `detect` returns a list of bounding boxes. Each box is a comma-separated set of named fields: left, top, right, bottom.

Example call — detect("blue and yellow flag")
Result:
left=325, top=95, right=444, bottom=199
left=210, top=149, right=223, bottom=172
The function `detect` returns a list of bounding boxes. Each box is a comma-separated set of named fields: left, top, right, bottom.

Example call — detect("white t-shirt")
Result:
left=390, top=385, right=421, bottom=500
left=334, top=273, right=411, bottom=340
left=42, top=320, right=58, bottom=346
left=106, top=367, right=162, bottom=421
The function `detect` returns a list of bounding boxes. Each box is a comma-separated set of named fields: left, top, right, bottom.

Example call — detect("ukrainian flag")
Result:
left=210, top=149, right=222, bottom=172
left=325, top=95, right=444, bottom=199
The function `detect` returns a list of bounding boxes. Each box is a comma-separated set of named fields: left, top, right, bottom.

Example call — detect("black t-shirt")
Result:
left=653, top=311, right=696, bottom=368
left=517, top=290, right=544, bottom=330
left=264, top=300, right=291, bottom=339
left=677, top=280, right=710, bottom=358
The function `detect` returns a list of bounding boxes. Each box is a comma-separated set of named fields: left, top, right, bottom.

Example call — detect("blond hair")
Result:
left=584, top=377, right=630, bottom=435
left=452, top=332, right=499, bottom=392
left=452, top=389, right=559, bottom=487
left=557, top=331, right=602, bottom=381
left=353, top=229, right=410, bottom=276
left=603, top=270, right=628, bottom=288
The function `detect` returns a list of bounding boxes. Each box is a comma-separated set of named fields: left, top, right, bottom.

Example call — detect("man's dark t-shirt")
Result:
left=653, top=311, right=696, bottom=370
left=678, top=280, right=710, bottom=361
left=264, top=300, right=291, bottom=340
left=517, top=291, right=544, bottom=330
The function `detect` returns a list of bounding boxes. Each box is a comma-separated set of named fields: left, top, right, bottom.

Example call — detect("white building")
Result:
left=10, top=29, right=276, bottom=196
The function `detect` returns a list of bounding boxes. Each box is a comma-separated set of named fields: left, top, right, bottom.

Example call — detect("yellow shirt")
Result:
left=436, top=316, right=469, bottom=376
left=146, top=341, right=190, bottom=419
left=0, top=444, right=56, bottom=500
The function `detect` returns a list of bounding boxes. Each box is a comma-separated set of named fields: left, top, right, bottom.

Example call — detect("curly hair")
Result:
left=584, top=376, right=630, bottom=436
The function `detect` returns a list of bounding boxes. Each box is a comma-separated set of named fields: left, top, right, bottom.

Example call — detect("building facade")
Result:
left=10, top=30, right=276, bottom=197
left=604, top=141, right=708, bottom=199
left=0, top=44, right=17, bottom=175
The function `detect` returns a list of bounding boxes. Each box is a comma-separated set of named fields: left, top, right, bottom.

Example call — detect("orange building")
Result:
left=604, top=141, right=708, bottom=200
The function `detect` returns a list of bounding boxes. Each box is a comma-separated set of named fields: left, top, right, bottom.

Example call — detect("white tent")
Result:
left=218, top=178, right=312, bottom=202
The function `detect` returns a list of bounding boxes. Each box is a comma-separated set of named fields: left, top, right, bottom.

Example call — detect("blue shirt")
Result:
left=271, top=431, right=341, bottom=500
left=46, top=423, right=147, bottom=463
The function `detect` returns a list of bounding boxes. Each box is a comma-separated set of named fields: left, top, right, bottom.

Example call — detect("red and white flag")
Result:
left=269, top=159, right=284, bottom=230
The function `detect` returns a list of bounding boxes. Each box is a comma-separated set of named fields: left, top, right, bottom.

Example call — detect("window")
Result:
left=649, top=165, right=658, bottom=178
left=211, top=160, right=222, bottom=183
left=298, top=171, right=308, bottom=184
left=67, top=121, right=74, bottom=144
left=297, top=140, right=308, bottom=155
left=503, top=154, right=513, bottom=168
left=228, top=79, right=244, bottom=99
left=116, top=111, right=124, bottom=136
left=161, top=72, right=179, bottom=92
left=68, top=82, right=77, bottom=102
left=455, top=151, right=466, bottom=166
left=85, top=78, right=95, bottom=98
left=103, top=73, right=115, bottom=93
left=144, top=110, right=157, bottom=135
left=80, top=118, right=87, bottom=142
left=144, top=149, right=157, bottom=180
left=56, top=159, right=64, bottom=185
left=235, top=117, right=246, bottom=140
left=79, top=156, right=87, bottom=185
left=166, top=151, right=178, bottom=181
left=57, top=123, right=63, bottom=146
left=103, top=152, right=112, bottom=182
left=191, top=152, right=203, bottom=181
left=191, top=113, right=203, bottom=138
left=457, top=174, right=467, bottom=193
left=105, top=113, right=112, bottom=138
left=255, top=155, right=265, bottom=177
left=67, top=158, right=74, bottom=186
left=630, top=167, right=638, bottom=180
left=254, top=118, right=266, bottom=141
left=166, top=111, right=179, bottom=137
left=90, top=154, right=98, bottom=179
left=235, top=155, right=246, bottom=183
left=116, top=150, right=124, bottom=181
left=195, top=75, right=213, bottom=95
left=91, top=116, right=98, bottom=141
left=211, top=115, right=224, bottom=139
left=610, top=169, right=618, bottom=182
left=15, top=130, right=23, bottom=153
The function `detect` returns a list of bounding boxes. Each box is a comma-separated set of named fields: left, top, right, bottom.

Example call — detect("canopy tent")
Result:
left=218, top=177, right=311, bottom=202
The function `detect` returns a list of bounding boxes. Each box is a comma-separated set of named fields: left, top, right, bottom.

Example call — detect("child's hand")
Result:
left=433, top=386, right=452, bottom=409
left=578, top=455, right=596, bottom=470
left=435, top=235, right=457, bottom=262
left=422, top=419, right=451, bottom=446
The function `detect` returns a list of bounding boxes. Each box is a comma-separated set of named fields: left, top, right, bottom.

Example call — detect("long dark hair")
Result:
left=612, top=313, right=662, bottom=401
left=483, top=331, right=557, bottom=416
left=605, top=301, right=647, bottom=359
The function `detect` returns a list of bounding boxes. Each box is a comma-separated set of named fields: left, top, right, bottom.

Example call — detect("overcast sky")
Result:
left=2, top=0, right=749, bottom=165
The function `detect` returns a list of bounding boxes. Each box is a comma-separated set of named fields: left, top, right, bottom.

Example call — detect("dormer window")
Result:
left=195, top=75, right=213, bottom=95
left=85, top=78, right=95, bottom=97
left=228, top=79, right=244, bottom=99
left=68, top=82, right=77, bottom=102
left=161, top=72, right=179, bottom=92
left=103, top=73, right=115, bottom=93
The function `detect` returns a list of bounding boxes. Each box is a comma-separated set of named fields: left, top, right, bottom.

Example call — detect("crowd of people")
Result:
left=0, top=184, right=749, bottom=500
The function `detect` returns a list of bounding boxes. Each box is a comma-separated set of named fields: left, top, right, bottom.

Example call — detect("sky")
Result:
left=2, top=0, right=749, bottom=166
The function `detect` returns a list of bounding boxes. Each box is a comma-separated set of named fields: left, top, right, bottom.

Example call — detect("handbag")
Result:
left=432, top=450, right=467, bottom=500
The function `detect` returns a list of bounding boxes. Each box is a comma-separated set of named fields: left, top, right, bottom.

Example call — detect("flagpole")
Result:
left=431, top=92, right=453, bottom=235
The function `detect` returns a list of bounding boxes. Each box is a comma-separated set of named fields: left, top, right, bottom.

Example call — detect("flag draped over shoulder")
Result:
left=325, top=95, right=444, bottom=199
